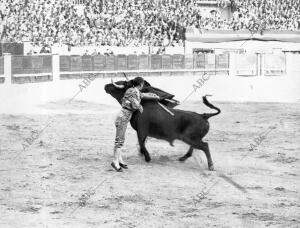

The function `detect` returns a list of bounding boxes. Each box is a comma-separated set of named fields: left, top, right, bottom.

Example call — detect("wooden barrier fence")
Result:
left=0, top=53, right=289, bottom=85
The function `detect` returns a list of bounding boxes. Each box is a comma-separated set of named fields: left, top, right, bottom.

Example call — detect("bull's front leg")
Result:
left=137, top=131, right=151, bottom=162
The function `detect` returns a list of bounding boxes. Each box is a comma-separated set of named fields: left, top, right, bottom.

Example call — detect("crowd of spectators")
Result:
left=229, top=0, right=300, bottom=31
left=0, top=0, right=299, bottom=48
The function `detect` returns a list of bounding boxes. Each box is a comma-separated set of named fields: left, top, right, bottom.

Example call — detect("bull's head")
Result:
left=104, top=79, right=128, bottom=104
left=104, top=78, right=152, bottom=104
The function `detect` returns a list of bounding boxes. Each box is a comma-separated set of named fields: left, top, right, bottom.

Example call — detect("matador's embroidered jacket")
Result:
left=121, top=87, right=158, bottom=111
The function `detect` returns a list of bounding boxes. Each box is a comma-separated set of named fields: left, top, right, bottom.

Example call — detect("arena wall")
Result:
left=0, top=53, right=299, bottom=113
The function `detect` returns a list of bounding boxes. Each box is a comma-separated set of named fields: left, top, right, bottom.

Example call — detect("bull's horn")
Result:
left=123, top=73, right=129, bottom=81
left=111, top=78, right=125, bottom=89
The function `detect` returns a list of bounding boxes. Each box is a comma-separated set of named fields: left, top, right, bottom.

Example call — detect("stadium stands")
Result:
left=0, top=0, right=299, bottom=48
left=230, top=0, right=300, bottom=31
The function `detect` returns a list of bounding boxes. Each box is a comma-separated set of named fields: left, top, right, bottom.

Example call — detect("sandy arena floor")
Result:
left=0, top=100, right=299, bottom=228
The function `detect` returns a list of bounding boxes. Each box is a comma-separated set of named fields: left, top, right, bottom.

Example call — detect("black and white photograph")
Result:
left=0, top=0, right=299, bottom=227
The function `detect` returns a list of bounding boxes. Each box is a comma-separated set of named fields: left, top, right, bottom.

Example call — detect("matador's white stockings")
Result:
left=112, top=147, right=125, bottom=168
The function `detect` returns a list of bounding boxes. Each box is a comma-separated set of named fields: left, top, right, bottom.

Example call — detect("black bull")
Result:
left=104, top=79, right=221, bottom=170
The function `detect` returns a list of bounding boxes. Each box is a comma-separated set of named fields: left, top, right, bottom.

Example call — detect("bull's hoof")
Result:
left=178, top=156, right=186, bottom=162
left=208, top=165, right=214, bottom=171
left=144, top=155, right=151, bottom=162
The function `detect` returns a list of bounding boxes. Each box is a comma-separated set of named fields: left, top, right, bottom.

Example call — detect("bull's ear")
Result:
left=126, top=80, right=134, bottom=88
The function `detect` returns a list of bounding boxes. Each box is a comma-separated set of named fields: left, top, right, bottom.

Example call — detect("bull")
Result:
left=104, top=79, right=221, bottom=171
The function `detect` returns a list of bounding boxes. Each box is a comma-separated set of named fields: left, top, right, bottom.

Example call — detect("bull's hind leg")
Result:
left=183, top=137, right=214, bottom=171
left=179, top=146, right=194, bottom=161
left=195, top=141, right=214, bottom=171
left=137, top=132, right=151, bottom=162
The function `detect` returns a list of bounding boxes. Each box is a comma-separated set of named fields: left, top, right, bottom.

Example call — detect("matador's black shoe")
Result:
left=111, top=162, right=123, bottom=172
left=119, top=163, right=128, bottom=169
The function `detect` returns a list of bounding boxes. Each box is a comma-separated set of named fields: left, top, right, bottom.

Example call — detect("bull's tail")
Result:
left=202, top=95, right=221, bottom=119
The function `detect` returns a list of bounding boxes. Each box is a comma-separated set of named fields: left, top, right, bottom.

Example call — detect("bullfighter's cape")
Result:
left=130, top=79, right=179, bottom=108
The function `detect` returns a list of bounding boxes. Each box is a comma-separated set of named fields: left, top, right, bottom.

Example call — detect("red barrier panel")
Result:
left=205, top=54, right=215, bottom=69
left=12, top=56, right=25, bottom=74
left=82, top=55, right=93, bottom=71
left=93, top=55, right=106, bottom=71
left=127, top=55, right=138, bottom=70
left=43, top=56, right=52, bottom=69
left=138, top=55, right=149, bottom=69
left=216, top=54, right=229, bottom=69
left=70, top=56, right=82, bottom=71
left=151, top=55, right=162, bottom=69
left=162, top=55, right=172, bottom=69
left=0, top=57, right=3, bottom=75
left=193, top=54, right=205, bottom=69
left=32, top=56, right=43, bottom=69
left=172, top=54, right=185, bottom=69
left=105, top=55, right=115, bottom=71
left=22, top=57, right=32, bottom=70
left=185, top=55, right=194, bottom=69
left=116, top=55, right=127, bottom=70
left=60, top=56, right=71, bottom=72
left=12, top=55, right=52, bottom=74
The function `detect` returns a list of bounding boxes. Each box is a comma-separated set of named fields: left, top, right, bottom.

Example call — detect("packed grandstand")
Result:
left=0, top=0, right=299, bottom=48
